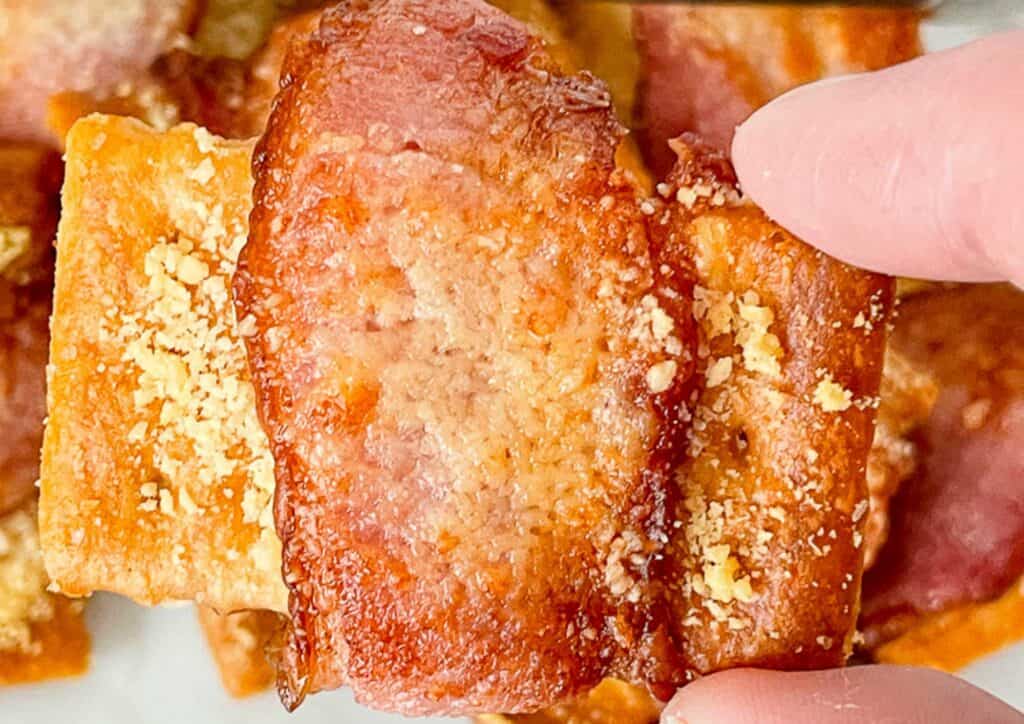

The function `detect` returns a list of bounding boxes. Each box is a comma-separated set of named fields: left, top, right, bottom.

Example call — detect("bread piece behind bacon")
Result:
left=40, top=117, right=286, bottom=614
left=197, top=607, right=281, bottom=697
left=236, top=1, right=889, bottom=714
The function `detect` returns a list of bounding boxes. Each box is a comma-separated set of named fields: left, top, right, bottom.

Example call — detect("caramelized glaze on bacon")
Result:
left=238, top=2, right=697, bottom=712
left=236, top=1, right=890, bottom=715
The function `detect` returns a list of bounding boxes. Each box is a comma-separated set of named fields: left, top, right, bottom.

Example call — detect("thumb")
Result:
left=661, top=666, right=1024, bottom=724
left=731, top=30, right=1024, bottom=285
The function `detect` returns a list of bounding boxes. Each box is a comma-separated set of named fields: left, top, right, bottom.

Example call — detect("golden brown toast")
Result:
left=41, top=116, right=286, bottom=614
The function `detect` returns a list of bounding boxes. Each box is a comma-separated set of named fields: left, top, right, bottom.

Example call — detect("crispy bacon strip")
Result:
left=633, top=5, right=921, bottom=174
left=0, top=0, right=200, bottom=144
left=480, top=678, right=662, bottom=724
left=862, top=284, right=1024, bottom=647
left=237, top=2, right=889, bottom=715
left=651, top=138, right=889, bottom=677
left=874, top=575, right=1024, bottom=673
left=238, top=1, right=698, bottom=712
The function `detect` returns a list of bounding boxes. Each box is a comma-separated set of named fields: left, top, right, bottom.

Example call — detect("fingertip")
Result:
left=661, top=666, right=1024, bottom=724
left=729, top=34, right=1024, bottom=284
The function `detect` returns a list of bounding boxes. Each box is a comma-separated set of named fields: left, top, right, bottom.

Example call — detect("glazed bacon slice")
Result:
left=238, top=0, right=698, bottom=712
left=650, top=140, right=890, bottom=676
left=236, top=0, right=889, bottom=715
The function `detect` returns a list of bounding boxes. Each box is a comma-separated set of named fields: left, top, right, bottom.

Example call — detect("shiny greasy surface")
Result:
left=238, top=0, right=697, bottom=712
left=633, top=5, right=921, bottom=174
left=862, top=285, right=1024, bottom=646
left=651, top=140, right=889, bottom=676
left=237, top=0, right=889, bottom=715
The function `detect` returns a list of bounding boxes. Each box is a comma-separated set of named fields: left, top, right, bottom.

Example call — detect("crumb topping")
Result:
left=94, top=138, right=278, bottom=576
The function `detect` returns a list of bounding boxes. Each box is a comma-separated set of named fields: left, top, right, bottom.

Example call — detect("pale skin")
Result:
left=663, top=29, right=1024, bottom=724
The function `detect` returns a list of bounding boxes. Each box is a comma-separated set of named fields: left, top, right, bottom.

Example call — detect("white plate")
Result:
left=8, top=8, right=1023, bottom=724
left=3, top=593, right=1022, bottom=722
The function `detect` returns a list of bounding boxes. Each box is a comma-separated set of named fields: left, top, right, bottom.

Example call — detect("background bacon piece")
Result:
left=0, top=144, right=60, bottom=517
left=0, top=0, right=201, bottom=144
left=863, top=351, right=938, bottom=570
left=633, top=5, right=921, bottom=175
left=861, top=284, right=1024, bottom=647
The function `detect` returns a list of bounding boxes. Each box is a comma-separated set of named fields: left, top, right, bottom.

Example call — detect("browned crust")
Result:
left=40, top=116, right=286, bottom=613
left=197, top=607, right=281, bottom=697
left=479, top=678, right=661, bottom=724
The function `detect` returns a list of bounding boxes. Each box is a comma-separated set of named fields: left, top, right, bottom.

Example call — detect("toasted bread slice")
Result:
left=41, top=116, right=286, bottom=614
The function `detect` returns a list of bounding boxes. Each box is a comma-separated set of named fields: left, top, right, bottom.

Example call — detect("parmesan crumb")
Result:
left=646, top=360, right=677, bottom=393
left=705, top=356, right=733, bottom=388
left=813, top=375, right=853, bottom=412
